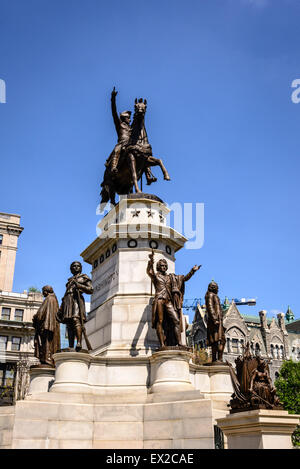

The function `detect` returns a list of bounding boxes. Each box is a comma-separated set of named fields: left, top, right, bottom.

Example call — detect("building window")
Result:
left=14, top=309, right=24, bottom=322
left=232, top=338, right=239, bottom=353
left=1, top=308, right=11, bottom=320
left=0, top=336, right=8, bottom=351
left=0, top=234, right=3, bottom=245
left=226, top=338, right=231, bottom=352
left=4, top=369, right=14, bottom=386
left=11, top=337, right=21, bottom=351
left=279, top=345, right=284, bottom=359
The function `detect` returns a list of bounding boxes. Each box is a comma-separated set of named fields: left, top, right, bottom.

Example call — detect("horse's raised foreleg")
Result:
left=147, top=156, right=171, bottom=181
left=128, top=153, right=141, bottom=193
left=145, top=167, right=157, bottom=185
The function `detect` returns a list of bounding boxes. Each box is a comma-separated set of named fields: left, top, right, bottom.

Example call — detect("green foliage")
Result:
left=28, top=286, right=41, bottom=293
left=192, top=346, right=210, bottom=364
left=275, top=360, right=300, bottom=447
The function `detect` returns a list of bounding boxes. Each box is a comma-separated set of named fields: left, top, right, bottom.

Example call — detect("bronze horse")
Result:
left=100, top=97, right=170, bottom=206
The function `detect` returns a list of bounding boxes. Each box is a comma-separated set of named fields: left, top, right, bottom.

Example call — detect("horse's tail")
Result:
left=100, top=169, right=110, bottom=204
left=100, top=184, right=110, bottom=205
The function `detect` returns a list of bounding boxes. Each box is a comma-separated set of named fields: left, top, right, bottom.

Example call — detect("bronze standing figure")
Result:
left=205, top=281, right=226, bottom=363
left=100, top=88, right=171, bottom=205
left=58, top=261, right=93, bottom=352
left=32, top=285, right=61, bottom=366
left=147, top=250, right=201, bottom=348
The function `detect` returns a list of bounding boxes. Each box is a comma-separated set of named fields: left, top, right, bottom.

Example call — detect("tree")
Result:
left=275, top=360, right=300, bottom=447
left=28, top=286, right=41, bottom=293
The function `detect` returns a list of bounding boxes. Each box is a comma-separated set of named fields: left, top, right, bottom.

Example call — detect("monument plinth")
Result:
left=149, top=349, right=194, bottom=393
left=50, top=351, right=92, bottom=394
left=81, top=195, right=187, bottom=357
left=28, top=366, right=55, bottom=395
left=217, top=409, right=300, bottom=449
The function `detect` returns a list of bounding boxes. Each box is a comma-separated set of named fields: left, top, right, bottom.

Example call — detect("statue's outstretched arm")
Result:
left=184, top=264, right=201, bottom=282
left=111, top=87, right=120, bottom=135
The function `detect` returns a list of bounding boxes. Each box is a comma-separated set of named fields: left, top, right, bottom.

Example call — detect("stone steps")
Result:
left=11, top=392, right=215, bottom=449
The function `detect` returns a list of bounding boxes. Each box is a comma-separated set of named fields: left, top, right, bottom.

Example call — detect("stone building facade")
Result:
left=0, top=212, right=23, bottom=292
left=0, top=212, right=43, bottom=404
left=188, top=300, right=300, bottom=382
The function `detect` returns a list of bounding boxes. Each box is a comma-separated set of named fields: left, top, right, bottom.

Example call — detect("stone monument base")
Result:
left=9, top=389, right=215, bottom=449
left=3, top=352, right=236, bottom=449
left=28, top=366, right=56, bottom=395
left=217, top=409, right=300, bottom=449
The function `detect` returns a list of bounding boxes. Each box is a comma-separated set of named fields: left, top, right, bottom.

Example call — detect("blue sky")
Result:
left=1, top=0, right=300, bottom=321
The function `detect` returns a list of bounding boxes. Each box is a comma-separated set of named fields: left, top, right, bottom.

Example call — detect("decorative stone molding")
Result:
left=217, top=409, right=300, bottom=449
left=149, top=349, right=194, bottom=393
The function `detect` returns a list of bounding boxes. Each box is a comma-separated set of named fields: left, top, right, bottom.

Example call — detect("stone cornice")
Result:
left=0, top=223, right=23, bottom=236
left=0, top=320, right=34, bottom=332
left=81, top=226, right=187, bottom=265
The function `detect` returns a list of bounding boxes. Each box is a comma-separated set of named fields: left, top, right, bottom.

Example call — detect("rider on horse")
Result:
left=105, top=88, right=156, bottom=184
left=105, top=87, right=132, bottom=174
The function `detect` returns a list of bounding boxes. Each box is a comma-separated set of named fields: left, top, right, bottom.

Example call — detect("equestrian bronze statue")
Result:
left=100, top=88, right=171, bottom=205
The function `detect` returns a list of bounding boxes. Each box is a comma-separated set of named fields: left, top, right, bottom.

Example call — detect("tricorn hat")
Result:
left=120, top=110, right=131, bottom=118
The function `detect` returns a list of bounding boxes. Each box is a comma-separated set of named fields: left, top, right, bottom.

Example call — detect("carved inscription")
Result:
left=94, top=270, right=119, bottom=292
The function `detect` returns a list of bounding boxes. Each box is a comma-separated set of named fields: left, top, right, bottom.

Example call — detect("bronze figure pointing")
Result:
left=147, top=249, right=201, bottom=348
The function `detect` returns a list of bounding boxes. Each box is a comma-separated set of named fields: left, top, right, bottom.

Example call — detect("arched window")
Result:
left=279, top=346, right=284, bottom=359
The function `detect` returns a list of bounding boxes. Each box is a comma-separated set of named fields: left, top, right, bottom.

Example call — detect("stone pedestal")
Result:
left=217, top=409, right=300, bottom=449
left=28, top=366, right=55, bottom=395
left=80, top=195, right=187, bottom=357
left=50, top=352, right=92, bottom=394
left=150, top=349, right=194, bottom=393
left=191, top=363, right=232, bottom=401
